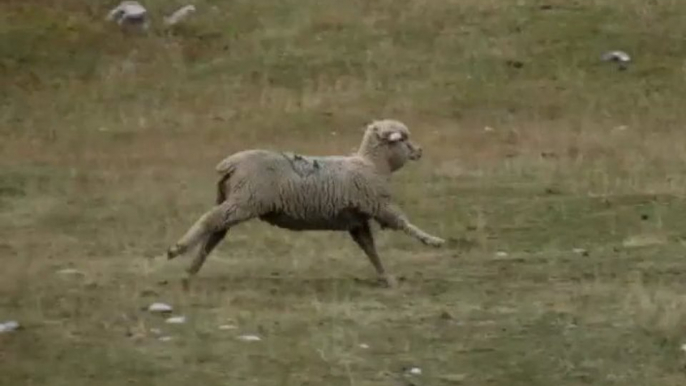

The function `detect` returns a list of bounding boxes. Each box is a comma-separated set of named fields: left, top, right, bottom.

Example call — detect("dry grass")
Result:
left=2, top=0, right=686, bottom=385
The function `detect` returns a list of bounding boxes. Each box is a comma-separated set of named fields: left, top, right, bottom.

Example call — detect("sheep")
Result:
left=165, top=119, right=446, bottom=288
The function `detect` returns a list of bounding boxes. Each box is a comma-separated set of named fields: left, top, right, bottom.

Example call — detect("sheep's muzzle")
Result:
left=408, top=144, right=422, bottom=160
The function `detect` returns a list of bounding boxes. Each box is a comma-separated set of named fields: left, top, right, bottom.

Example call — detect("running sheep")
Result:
left=166, top=119, right=446, bottom=288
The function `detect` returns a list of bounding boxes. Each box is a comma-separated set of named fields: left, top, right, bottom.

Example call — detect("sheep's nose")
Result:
left=411, top=146, right=422, bottom=160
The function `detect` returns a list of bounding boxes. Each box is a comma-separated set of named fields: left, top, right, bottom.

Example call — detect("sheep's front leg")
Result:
left=374, top=204, right=445, bottom=247
left=349, top=222, right=397, bottom=288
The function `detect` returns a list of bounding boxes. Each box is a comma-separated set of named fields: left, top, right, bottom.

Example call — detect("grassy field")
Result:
left=2, top=0, right=686, bottom=384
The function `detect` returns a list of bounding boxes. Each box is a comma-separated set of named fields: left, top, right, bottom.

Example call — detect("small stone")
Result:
left=106, top=1, right=149, bottom=30
left=505, top=59, right=524, bottom=69
left=359, top=343, right=370, bottom=349
left=165, top=316, right=186, bottom=324
left=163, top=4, right=196, bottom=26
left=158, top=336, right=173, bottom=342
left=601, top=50, right=631, bottom=63
left=139, top=289, right=159, bottom=297
left=439, top=310, right=453, bottom=320
left=148, top=302, right=173, bottom=313
left=56, top=268, right=85, bottom=276
left=681, top=343, right=686, bottom=352
left=438, top=374, right=467, bottom=383
left=600, top=50, right=631, bottom=70
left=237, top=334, right=261, bottom=342
left=484, top=126, right=495, bottom=132
left=495, top=251, right=508, bottom=257
left=0, top=321, right=20, bottom=333
left=218, top=324, right=238, bottom=330
left=409, top=367, right=422, bottom=375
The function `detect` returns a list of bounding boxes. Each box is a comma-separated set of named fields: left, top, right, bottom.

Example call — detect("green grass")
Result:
left=2, top=0, right=686, bottom=385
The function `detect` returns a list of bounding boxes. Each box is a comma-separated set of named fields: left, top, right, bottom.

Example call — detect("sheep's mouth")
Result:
left=409, top=147, right=422, bottom=161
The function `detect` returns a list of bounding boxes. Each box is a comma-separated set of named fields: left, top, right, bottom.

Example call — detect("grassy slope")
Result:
left=2, top=0, right=686, bottom=385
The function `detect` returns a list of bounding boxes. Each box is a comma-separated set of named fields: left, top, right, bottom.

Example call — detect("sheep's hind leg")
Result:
left=349, top=222, right=397, bottom=288
left=375, top=205, right=445, bottom=247
left=171, top=203, right=255, bottom=291
left=188, top=229, right=228, bottom=275
left=167, top=202, right=253, bottom=260
left=182, top=229, right=228, bottom=291
left=167, top=206, right=224, bottom=260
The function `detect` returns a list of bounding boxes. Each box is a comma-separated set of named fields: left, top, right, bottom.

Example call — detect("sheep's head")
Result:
left=358, top=119, right=423, bottom=173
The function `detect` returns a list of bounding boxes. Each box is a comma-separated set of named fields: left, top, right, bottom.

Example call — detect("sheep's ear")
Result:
left=364, top=122, right=381, bottom=136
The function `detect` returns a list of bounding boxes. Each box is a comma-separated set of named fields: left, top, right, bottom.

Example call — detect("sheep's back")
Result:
left=279, top=155, right=385, bottom=217
left=223, top=150, right=390, bottom=224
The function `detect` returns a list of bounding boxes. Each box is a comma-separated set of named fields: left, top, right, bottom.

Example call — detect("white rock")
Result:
left=495, top=251, right=508, bottom=257
left=56, top=268, right=86, bottom=276
left=159, top=336, right=173, bottom=342
left=601, top=50, right=631, bottom=70
left=164, top=5, right=197, bottom=26
left=359, top=343, right=370, bottom=349
left=681, top=343, right=686, bottom=352
left=438, top=374, right=467, bottom=382
left=409, top=367, right=422, bottom=375
left=148, top=302, right=173, bottom=313
left=601, top=50, right=631, bottom=63
left=165, top=316, right=187, bottom=324
left=108, top=2, right=146, bottom=19
left=237, top=334, right=261, bottom=342
left=106, top=1, right=149, bottom=29
left=484, top=126, right=495, bottom=132
left=0, top=321, right=20, bottom=333
left=572, top=248, right=587, bottom=254
left=218, top=324, right=238, bottom=330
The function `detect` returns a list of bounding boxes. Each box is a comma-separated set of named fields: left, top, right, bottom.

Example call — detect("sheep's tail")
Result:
left=216, top=172, right=232, bottom=204
left=215, top=157, right=237, bottom=204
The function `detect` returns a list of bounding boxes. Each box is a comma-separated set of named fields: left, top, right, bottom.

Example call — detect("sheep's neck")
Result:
left=357, top=146, right=393, bottom=175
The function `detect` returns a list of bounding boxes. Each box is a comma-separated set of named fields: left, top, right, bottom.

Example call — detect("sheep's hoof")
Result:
left=423, top=236, right=446, bottom=248
left=380, top=274, right=398, bottom=288
left=167, top=244, right=185, bottom=260
left=181, top=277, right=191, bottom=292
